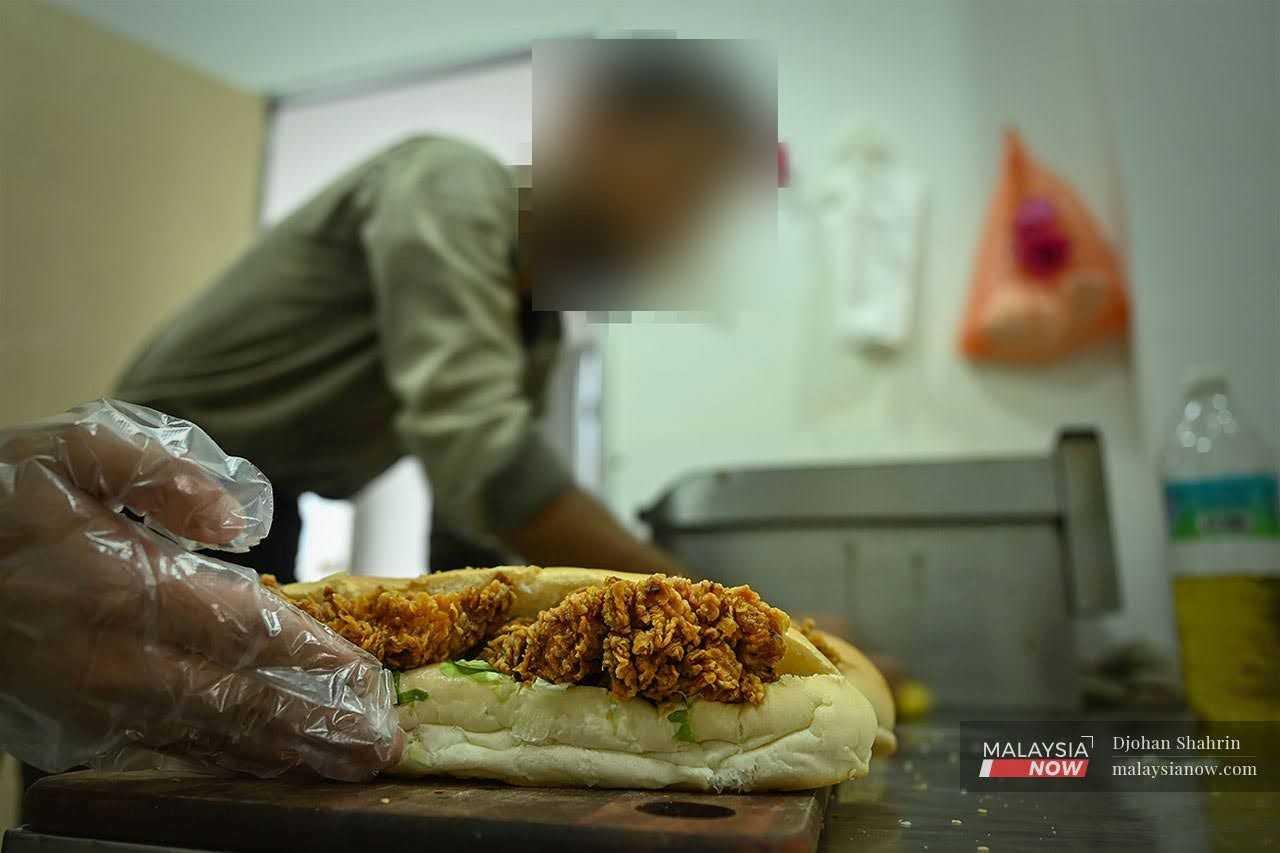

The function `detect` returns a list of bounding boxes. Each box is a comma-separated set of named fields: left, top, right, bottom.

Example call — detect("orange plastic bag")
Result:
left=959, top=129, right=1128, bottom=363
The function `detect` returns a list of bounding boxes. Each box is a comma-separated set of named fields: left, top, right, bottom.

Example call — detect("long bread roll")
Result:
left=280, top=567, right=884, bottom=791
left=800, top=627, right=898, bottom=756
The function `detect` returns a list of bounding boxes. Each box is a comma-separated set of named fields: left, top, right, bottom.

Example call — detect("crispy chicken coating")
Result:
left=482, top=589, right=607, bottom=685
left=263, top=574, right=515, bottom=671
left=799, top=618, right=843, bottom=665
left=483, top=575, right=790, bottom=704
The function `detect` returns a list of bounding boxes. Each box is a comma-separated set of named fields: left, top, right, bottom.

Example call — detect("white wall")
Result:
left=263, top=58, right=532, bottom=221
left=1091, top=1, right=1279, bottom=449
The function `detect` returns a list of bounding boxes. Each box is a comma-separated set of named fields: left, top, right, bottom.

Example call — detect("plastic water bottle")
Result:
left=1161, top=372, right=1280, bottom=720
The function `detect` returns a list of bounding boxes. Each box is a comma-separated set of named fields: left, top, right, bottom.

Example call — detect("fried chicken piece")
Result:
left=483, top=575, right=790, bottom=705
left=265, top=574, right=515, bottom=670
left=482, top=589, right=607, bottom=684
left=604, top=576, right=791, bottom=704
left=799, top=618, right=843, bottom=665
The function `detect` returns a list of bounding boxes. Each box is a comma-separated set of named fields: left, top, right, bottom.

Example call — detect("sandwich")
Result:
left=264, top=566, right=892, bottom=791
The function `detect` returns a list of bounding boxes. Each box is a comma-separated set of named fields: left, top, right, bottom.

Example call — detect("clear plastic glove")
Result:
left=0, top=399, right=402, bottom=781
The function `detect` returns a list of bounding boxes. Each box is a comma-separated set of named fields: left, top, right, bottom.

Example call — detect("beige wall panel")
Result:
left=0, top=0, right=264, bottom=425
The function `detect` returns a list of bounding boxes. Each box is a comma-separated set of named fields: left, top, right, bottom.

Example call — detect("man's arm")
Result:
left=364, top=140, right=540, bottom=532
left=362, top=141, right=691, bottom=576
left=500, top=485, right=695, bottom=578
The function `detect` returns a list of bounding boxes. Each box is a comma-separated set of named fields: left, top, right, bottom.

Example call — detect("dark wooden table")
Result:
left=822, top=722, right=1279, bottom=852
left=13, top=771, right=828, bottom=853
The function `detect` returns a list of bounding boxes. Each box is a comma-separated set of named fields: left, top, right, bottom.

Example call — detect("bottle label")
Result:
left=1164, top=474, right=1280, bottom=540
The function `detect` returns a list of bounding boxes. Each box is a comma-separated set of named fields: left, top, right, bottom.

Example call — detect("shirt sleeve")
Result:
left=361, top=140, right=572, bottom=534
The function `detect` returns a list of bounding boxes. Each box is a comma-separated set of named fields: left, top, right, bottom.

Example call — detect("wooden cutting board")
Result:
left=24, top=770, right=830, bottom=853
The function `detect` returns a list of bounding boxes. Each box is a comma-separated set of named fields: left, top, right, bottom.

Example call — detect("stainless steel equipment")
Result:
left=640, top=430, right=1120, bottom=710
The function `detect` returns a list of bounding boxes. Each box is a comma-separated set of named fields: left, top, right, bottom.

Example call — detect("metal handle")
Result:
left=1054, top=429, right=1121, bottom=615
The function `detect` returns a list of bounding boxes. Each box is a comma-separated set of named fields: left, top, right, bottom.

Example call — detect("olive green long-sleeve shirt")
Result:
left=116, top=136, right=568, bottom=538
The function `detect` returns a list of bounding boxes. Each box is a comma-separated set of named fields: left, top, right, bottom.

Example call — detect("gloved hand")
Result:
left=0, top=399, right=402, bottom=781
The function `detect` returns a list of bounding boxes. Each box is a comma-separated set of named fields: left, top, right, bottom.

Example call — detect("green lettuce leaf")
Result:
left=398, top=688, right=431, bottom=703
left=667, top=707, right=696, bottom=743
left=392, top=671, right=429, bottom=704
left=441, top=659, right=505, bottom=682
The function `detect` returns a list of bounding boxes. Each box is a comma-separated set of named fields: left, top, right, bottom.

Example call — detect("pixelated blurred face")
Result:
left=531, top=39, right=774, bottom=308
left=577, top=105, right=741, bottom=264
left=536, top=97, right=747, bottom=282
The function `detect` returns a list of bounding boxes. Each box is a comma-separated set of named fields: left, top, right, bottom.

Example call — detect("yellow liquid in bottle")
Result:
left=1173, top=575, right=1280, bottom=721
